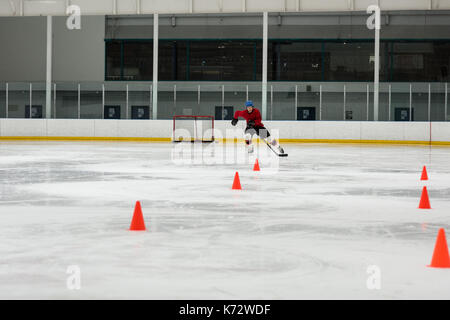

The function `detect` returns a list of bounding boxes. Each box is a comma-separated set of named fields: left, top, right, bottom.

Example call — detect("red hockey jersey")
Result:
left=233, top=108, right=264, bottom=127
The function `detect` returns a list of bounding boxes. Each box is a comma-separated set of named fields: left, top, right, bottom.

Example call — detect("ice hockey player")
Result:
left=231, top=100, right=284, bottom=154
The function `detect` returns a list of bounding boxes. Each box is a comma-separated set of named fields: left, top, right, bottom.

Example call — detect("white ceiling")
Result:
left=1, top=0, right=450, bottom=17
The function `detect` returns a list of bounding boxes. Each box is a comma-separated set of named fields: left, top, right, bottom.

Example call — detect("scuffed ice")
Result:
left=1, top=141, right=450, bottom=299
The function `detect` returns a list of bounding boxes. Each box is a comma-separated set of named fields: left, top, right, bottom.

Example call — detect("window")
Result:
left=323, top=42, right=385, bottom=81
left=189, top=41, right=255, bottom=81
left=269, top=41, right=323, bottom=81
left=159, top=41, right=187, bottom=80
left=123, top=41, right=153, bottom=80
left=390, top=42, right=450, bottom=82
left=105, top=41, right=122, bottom=81
left=105, top=39, right=449, bottom=82
left=433, top=42, right=450, bottom=82
left=254, top=41, right=263, bottom=81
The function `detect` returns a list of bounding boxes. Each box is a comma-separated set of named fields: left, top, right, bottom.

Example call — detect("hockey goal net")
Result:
left=173, top=115, right=215, bottom=142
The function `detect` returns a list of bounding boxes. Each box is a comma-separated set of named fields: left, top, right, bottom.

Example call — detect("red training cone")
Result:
left=232, top=172, right=242, bottom=190
left=421, top=166, right=428, bottom=181
left=253, top=159, right=260, bottom=172
left=418, top=186, right=431, bottom=209
left=429, top=228, right=450, bottom=268
left=129, top=201, right=146, bottom=231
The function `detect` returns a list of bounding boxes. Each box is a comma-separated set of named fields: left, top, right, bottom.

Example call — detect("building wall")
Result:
left=0, top=16, right=105, bottom=82
left=0, top=17, right=46, bottom=82
left=1, top=14, right=450, bottom=83
left=53, top=16, right=105, bottom=82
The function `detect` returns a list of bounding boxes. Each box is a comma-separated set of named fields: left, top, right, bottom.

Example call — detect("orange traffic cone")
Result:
left=419, top=186, right=431, bottom=209
left=253, top=159, right=260, bottom=172
left=129, top=201, right=146, bottom=231
left=421, top=166, right=428, bottom=181
left=429, top=228, right=450, bottom=268
left=232, top=172, right=242, bottom=190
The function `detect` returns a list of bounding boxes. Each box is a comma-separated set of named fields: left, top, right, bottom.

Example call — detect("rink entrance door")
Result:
left=131, top=106, right=150, bottom=119
left=297, top=107, right=316, bottom=120
left=215, top=106, right=234, bottom=120
left=25, top=105, right=43, bottom=118
left=395, top=108, right=414, bottom=121
left=104, top=105, right=121, bottom=119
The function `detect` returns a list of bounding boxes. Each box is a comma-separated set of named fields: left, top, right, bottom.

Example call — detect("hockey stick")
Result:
left=261, top=138, right=288, bottom=157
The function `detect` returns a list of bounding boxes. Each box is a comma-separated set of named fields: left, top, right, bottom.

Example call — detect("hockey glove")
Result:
left=231, top=118, right=238, bottom=126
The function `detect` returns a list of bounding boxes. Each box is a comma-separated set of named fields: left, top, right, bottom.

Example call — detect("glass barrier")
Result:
left=80, top=82, right=103, bottom=119
left=7, top=83, right=30, bottom=119
left=270, top=83, right=295, bottom=120
left=430, top=83, right=447, bottom=122
left=30, top=82, right=47, bottom=118
left=0, top=81, right=447, bottom=121
left=246, top=83, right=262, bottom=116
left=411, top=83, right=430, bottom=122
left=104, top=82, right=127, bottom=119
left=221, top=84, right=260, bottom=121
left=390, top=83, right=412, bottom=121
left=0, top=83, right=6, bottom=118
left=158, top=83, right=176, bottom=120
left=346, top=83, right=370, bottom=121
left=174, top=84, right=200, bottom=118
left=363, top=83, right=390, bottom=121
left=196, top=84, right=223, bottom=119
left=309, top=83, right=322, bottom=121
left=54, top=82, right=79, bottom=119
left=321, top=83, right=343, bottom=121
left=378, top=83, right=390, bottom=122
left=128, top=83, right=152, bottom=120
left=223, top=84, right=247, bottom=121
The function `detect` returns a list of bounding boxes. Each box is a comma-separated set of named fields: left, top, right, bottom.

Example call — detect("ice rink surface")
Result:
left=1, top=140, right=450, bottom=299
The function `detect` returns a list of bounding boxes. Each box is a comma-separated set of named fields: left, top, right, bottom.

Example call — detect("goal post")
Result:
left=173, top=115, right=215, bottom=142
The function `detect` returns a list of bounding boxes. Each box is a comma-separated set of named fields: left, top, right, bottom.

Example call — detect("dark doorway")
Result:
left=395, top=108, right=413, bottom=121
left=215, top=106, right=234, bottom=120
left=25, top=105, right=43, bottom=118
left=297, top=107, right=316, bottom=121
left=104, top=105, right=121, bottom=119
left=131, top=106, right=150, bottom=119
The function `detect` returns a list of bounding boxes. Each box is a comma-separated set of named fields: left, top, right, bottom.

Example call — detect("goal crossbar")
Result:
left=173, top=115, right=215, bottom=143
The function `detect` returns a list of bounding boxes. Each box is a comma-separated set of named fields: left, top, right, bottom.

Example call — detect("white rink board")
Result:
left=431, top=122, right=450, bottom=142
left=404, top=122, right=430, bottom=142
left=93, top=119, right=120, bottom=137
left=360, top=122, right=404, bottom=141
left=0, top=119, right=448, bottom=143
left=0, top=119, right=47, bottom=137
left=47, top=119, right=95, bottom=137
left=314, top=121, right=361, bottom=140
